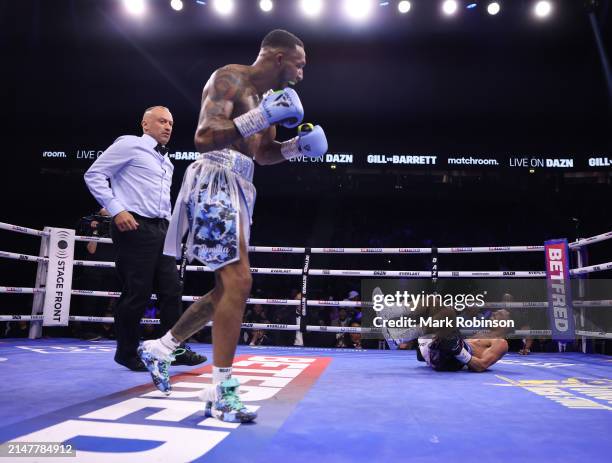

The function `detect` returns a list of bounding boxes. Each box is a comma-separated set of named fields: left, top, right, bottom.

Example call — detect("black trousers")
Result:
left=111, top=214, right=182, bottom=358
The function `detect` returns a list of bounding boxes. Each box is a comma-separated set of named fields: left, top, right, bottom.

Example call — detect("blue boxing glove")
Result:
left=281, top=123, right=328, bottom=160
left=233, top=88, right=304, bottom=138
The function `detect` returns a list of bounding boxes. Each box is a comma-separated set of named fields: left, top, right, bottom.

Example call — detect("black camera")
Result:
left=78, top=213, right=112, bottom=238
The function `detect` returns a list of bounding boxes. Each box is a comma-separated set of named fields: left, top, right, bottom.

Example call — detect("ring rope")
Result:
left=3, top=252, right=612, bottom=276
left=0, top=314, right=609, bottom=339
left=3, top=221, right=612, bottom=253
left=1, top=286, right=611, bottom=310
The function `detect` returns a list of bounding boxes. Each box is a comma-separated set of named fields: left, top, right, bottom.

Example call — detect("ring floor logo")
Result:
left=489, top=376, right=612, bottom=411
left=0, top=355, right=331, bottom=462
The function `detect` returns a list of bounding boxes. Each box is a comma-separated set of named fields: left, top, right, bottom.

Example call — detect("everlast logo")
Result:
left=489, top=247, right=511, bottom=251
left=303, top=255, right=310, bottom=274
left=272, top=247, right=293, bottom=252
left=362, top=248, right=383, bottom=253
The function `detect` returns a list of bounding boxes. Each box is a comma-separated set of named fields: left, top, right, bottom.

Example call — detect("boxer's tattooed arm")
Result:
left=171, top=292, right=215, bottom=342
left=194, top=68, right=246, bottom=152
left=253, top=127, right=287, bottom=165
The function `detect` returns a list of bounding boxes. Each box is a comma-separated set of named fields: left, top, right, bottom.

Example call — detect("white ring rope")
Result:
left=569, top=231, right=612, bottom=249
left=4, top=252, right=612, bottom=277
left=0, top=251, right=47, bottom=264
left=0, top=222, right=48, bottom=237
left=2, top=221, right=611, bottom=253
left=1, top=287, right=611, bottom=311
left=1, top=314, right=609, bottom=339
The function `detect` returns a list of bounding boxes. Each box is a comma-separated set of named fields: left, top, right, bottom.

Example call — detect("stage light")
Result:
left=344, top=0, right=374, bottom=22
left=487, top=2, right=500, bottom=15
left=398, top=1, right=411, bottom=14
left=259, top=0, right=273, bottom=12
left=300, top=0, right=324, bottom=17
left=212, top=0, right=234, bottom=16
left=442, top=0, right=458, bottom=16
left=170, top=0, right=183, bottom=12
left=123, top=0, right=146, bottom=16
left=534, top=1, right=552, bottom=18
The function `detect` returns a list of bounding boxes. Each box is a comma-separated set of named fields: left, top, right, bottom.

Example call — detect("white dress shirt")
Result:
left=84, top=134, right=173, bottom=220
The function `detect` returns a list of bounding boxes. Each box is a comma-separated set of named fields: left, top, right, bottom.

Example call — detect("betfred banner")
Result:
left=43, top=228, right=75, bottom=326
left=544, top=239, right=575, bottom=341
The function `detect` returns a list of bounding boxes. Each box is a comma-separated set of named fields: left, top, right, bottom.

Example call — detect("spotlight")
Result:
left=398, top=1, right=411, bottom=14
left=212, top=0, right=234, bottom=16
left=442, top=0, right=458, bottom=16
left=300, top=0, right=324, bottom=17
left=123, top=0, right=146, bottom=16
left=534, top=1, right=552, bottom=18
left=343, top=0, right=374, bottom=22
left=170, top=0, right=183, bottom=11
left=487, top=2, right=500, bottom=15
left=259, top=0, right=273, bottom=12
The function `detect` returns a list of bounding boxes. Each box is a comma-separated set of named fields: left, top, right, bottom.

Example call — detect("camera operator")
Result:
left=73, top=208, right=117, bottom=340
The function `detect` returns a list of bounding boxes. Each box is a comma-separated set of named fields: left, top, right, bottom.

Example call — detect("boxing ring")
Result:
left=1, top=221, right=611, bottom=462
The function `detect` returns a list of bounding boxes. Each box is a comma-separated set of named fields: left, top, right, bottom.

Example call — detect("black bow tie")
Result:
left=155, top=143, right=168, bottom=156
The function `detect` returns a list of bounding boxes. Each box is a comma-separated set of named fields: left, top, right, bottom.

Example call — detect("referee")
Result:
left=84, top=106, right=205, bottom=371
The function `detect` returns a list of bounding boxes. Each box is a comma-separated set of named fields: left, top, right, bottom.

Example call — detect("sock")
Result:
left=160, top=330, right=180, bottom=352
left=212, top=366, right=232, bottom=386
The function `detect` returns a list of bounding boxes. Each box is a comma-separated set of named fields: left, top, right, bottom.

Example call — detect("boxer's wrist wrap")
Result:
left=233, top=107, right=269, bottom=138
left=281, top=136, right=300, bottom=160
left=454, top=347, right=472, bottom=364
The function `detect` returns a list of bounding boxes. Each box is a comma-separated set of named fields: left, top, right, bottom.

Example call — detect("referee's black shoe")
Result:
left=171, top=344, right=207, bottom=366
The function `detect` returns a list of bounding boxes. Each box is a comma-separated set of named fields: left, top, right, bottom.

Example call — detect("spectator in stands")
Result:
left=333, top=308, right=353, bottom=348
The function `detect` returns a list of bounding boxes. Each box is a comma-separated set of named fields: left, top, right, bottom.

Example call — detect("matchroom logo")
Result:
left=0, top=355, right=331, bottom=462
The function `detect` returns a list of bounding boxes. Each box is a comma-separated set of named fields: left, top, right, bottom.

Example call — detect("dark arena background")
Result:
left=2, top=1, right=612, bottom=462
